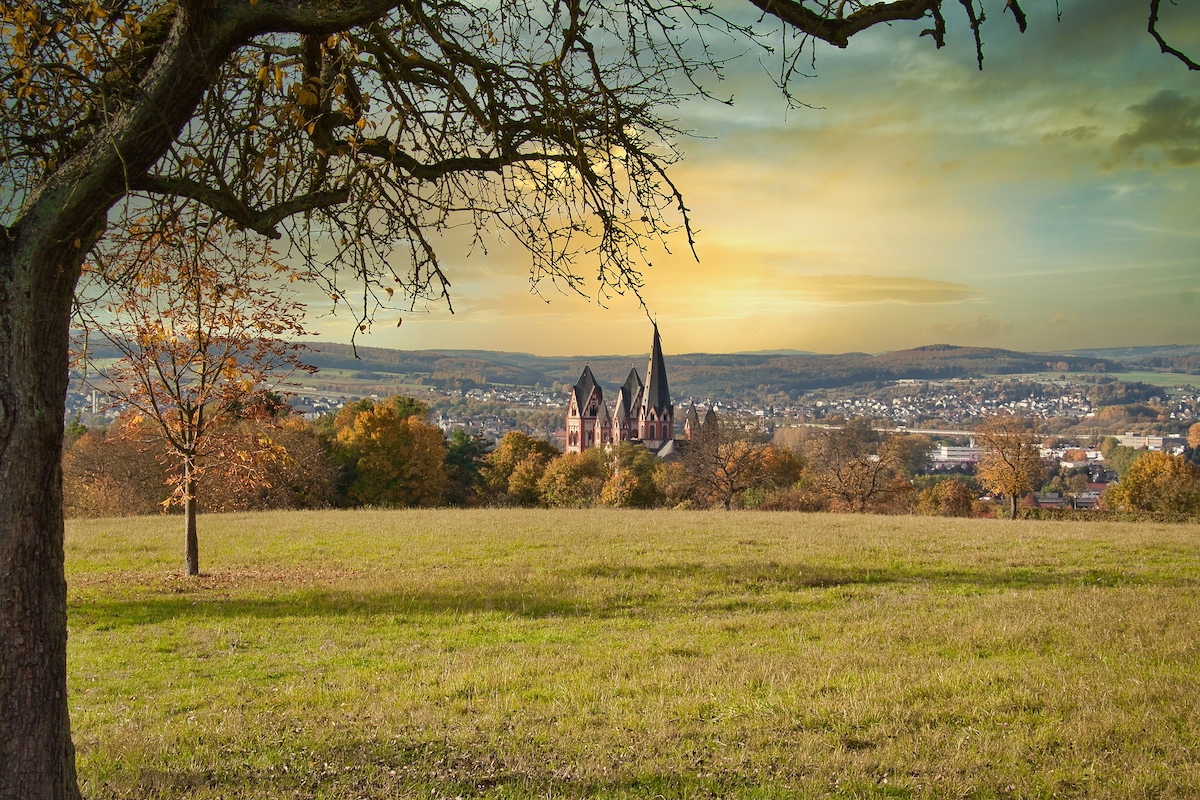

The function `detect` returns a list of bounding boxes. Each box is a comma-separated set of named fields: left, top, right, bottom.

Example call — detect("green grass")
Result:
left=1046, top=371, right=1199, bottom=390
left=1101, top=371, right=1199, bottom=390
left=67, top=510, right=1200, bottom=798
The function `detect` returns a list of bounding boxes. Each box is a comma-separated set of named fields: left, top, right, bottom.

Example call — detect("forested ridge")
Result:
left=298, top=341, right=1143, bottom=398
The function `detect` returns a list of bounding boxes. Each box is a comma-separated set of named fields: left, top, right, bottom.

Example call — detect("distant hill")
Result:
left=733, top=349, right=819, bottom=356
left=1049, top=344, right=1200, bottom=375
left=303, top=341, right=1126, bottom=401
left=1050, top=344, right=1200, bottom=360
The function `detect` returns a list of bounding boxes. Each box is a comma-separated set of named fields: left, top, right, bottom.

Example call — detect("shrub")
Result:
left=539, top=450, right=608, bottom=508
left=485, top=431, right=558, bottom=505
left=753, top=487, right=830, bottom=512
left=202, top=419, right=340, bottom=512
left=1103, top=451, right=1200, bottom=514
left=62, top=428, right=170, bottom=517
left=916, top=478, right=976, bottom=517
left=600, top=442, right=661, bottom=508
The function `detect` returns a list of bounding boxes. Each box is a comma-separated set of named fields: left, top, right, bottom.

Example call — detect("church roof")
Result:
left=572, top=364, right=601, bottom=413
left=685, top=403, right=701, bottom=429
left=641, top=324, right=671, bottom=414
left=622, top=367, right=643, bottom=397
left=613, top=391, right=630, bottom=422
left=613, top=367, right=642, bottom=422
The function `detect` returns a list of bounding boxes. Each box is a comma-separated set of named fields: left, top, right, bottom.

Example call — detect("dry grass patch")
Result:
left=67, top=509, right=1200, bottom=798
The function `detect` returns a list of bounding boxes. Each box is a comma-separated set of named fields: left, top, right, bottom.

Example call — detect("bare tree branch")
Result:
left=1149, top=0, right=1200, bottom=71
left=743, top=0, right=941, bottom=48
left=132, top=175, right=349, bottom=238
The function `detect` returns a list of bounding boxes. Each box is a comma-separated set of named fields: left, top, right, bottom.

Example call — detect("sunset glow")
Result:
left=308, top=0, right=1200, bottom=357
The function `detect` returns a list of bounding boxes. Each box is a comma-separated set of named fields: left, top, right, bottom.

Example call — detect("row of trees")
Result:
left=67, top=400, right=1200, bottom=528
left=62, top=402, right=1037, bottom=519
left=65, top=400, right=800, bottom=514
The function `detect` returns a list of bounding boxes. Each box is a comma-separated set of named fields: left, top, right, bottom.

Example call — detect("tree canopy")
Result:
left=975, top=414, right=1044, bottom=520
left=6, top=1, right=1192, bottom=329
left=1103, top=451, right=1200, bottom=514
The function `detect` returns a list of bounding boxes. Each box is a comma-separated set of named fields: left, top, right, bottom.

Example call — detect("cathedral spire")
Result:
left=641, top=324, right=671, bottom=415
left=638, top=324, right=674, bottom=450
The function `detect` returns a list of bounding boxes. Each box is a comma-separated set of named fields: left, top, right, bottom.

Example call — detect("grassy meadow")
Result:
left=66, top=510, right=1200, bottom=798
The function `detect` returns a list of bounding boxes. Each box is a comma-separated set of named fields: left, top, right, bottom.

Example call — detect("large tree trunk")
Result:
left=1, top=3, right=392, bottom=794
left=0, top=234, right=84, bottom=799
left=1, top=8, right=232, bottom=789
left=184, top=455, right=199, bottom=576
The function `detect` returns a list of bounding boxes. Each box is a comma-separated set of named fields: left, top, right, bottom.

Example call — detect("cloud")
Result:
left=926, top=314, right=1016, bottom=343
left=1044, top=125, right=1100, bottom=143
left=1113, top=90, right=1200, bottom=167
left=786, top=275, right=978, bottom=305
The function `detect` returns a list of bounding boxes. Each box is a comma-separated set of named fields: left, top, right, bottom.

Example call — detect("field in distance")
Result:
left=67, top=510, right=1200, bottom=798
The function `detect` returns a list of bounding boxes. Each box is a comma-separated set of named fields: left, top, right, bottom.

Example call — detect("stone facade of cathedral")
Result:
left=565, top=325, right=688, bottom=455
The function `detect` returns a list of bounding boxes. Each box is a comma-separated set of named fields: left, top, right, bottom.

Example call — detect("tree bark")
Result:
left=1, top=9, right=227, bottom=790
left=0, top=233, right=84, bottom=800
left=184, top=455, right=199, bottom=576
left=0, top=3, right=399, bottom=795
left=1010, top=494, right=1018, bottom=520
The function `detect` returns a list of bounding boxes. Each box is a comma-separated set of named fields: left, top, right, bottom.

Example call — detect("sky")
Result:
left=306, top=0, right=1200, bottom=358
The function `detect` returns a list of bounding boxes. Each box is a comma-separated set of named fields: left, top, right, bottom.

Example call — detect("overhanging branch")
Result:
left=218, top=0, right=397, bottom=38
left=744, top=0, right=941, bottom=48
left=133, top=175, right=349, bottom=237
left=356, top=141, right=572, bottom=180
left=1149, top=0, right=1200, bottom=71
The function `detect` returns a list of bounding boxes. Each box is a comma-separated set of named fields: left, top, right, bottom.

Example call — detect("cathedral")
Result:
left=565, top=325, right=701, bottom=455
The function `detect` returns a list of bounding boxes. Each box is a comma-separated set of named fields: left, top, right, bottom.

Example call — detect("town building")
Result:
left=930, top=440, right=984, bottom=466
left=1116, top=432, right=1186, bottom=453
left=565, top=325, right=678, bottom=454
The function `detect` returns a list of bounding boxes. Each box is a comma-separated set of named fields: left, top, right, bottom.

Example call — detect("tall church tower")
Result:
left=565, top=365, right=605, bottom=453
left=612, top=367, right=643, bottom=444
left=638, top=324, right=674, bottom=451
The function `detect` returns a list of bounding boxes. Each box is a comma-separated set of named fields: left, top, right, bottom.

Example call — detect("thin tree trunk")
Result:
left=1010, top=494, right=1018, bottom=520
left=184, top=455, right=199, bottom=575
left=0, top=235, right=83, bottom=799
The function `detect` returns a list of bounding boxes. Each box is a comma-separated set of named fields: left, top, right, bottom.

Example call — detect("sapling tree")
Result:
left=75, top=209, right=314, bottom=575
